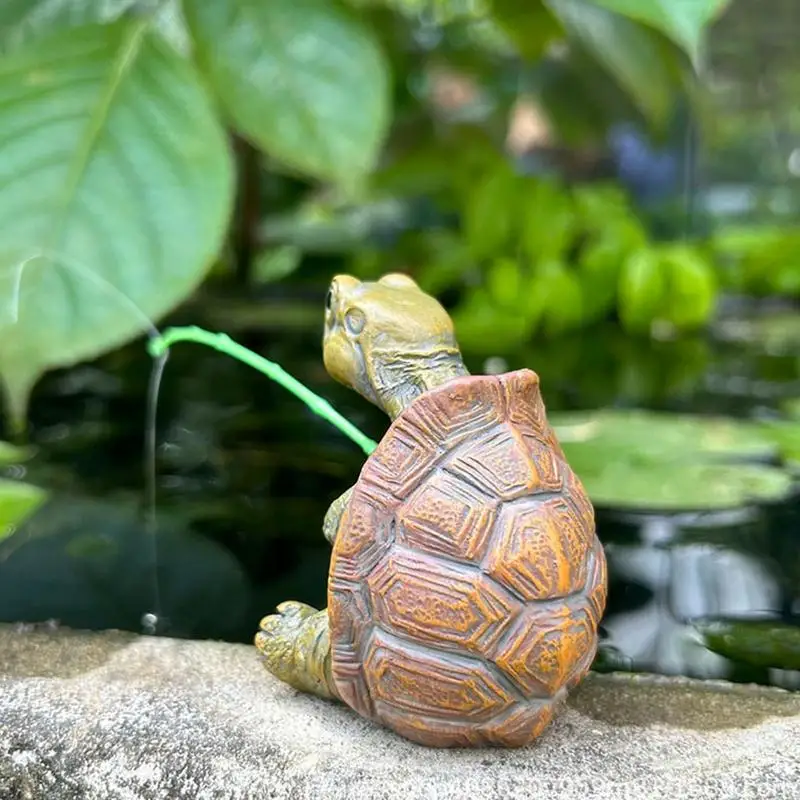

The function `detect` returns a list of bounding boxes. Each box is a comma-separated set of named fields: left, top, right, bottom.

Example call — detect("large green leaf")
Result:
left=0, top=20, right=234, bottom=428
left=618, top=248, right=666, bottom=333
left=462, top=161, right=522, bottom=259
left=589, top=0, right=730, bottom=61
left=0, top=0, right=188, bottom=54
left=184, top=0, right=391, bottom=185
left=545, top=0, right=678, bottom=127
left=661, top=244, right=718, bottom=330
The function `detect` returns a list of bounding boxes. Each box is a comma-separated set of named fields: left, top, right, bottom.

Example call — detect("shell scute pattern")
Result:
left=492, top=603, right=597, bottom=697
left=397, top=471, right=497, bottom=562
left=366, top=549, right=521, bottom=653
left=444, top=426, right=562, bottom=501
left=485, top=497, right=591, bottom=601
left=364, top=630, right=515, bottom=721
left=328, top=369, right=606, bottom=747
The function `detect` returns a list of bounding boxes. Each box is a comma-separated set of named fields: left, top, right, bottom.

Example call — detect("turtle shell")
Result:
left=327, top=369, right=606, bottom=748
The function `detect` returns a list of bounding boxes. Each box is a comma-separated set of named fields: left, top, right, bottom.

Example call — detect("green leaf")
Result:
left=587, top=0, right=731, bottom=61
left=521, top=179, right=576, bottom=263
left=545, top=0, right=679, bottom=127
left=253, top=245, right=303, bottom=284
left=0, top=478, right=47, bottom=540
left=535, top=261, right=584, bottom=337
left=0, top=20, right=234, bottom=428
left=462, top=161, right=521, bottom=260
left=772, top=261, right=800, bottom=296
left=695, top=618, right=800, bottom=671
left=489, top=0, right=562, bottom=60
left=0, top=0, right=131, bottom=51
left=618, top=248, right=666, bottom=333
left=0, top=0, right=189, bottom=55
left=661, top=244, right=718, bottom=330
left=578, top=235, right=623, bottom=322
left=710, top=225, right=800, bottom=297
left=486, top=258, right=523, bottom=309
left=184, top=0, right=391, bottom=184
left=452, top=288, right=532, bottom=355
left=573, top=182, right=632, bottom=223
left=414, top=231, right=472, bottom=295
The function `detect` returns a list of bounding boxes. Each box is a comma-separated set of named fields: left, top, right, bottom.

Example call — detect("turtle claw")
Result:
left=257, top=601, right=316, bottom=642
left=276, top=600, right=317, bottom=619
left=254, top=602, right=335, bottom=699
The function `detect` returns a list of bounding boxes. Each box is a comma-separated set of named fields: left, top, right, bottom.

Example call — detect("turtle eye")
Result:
left=344, top=308, right=366, bottom=335
left=325, top=287, right=334, bottom=313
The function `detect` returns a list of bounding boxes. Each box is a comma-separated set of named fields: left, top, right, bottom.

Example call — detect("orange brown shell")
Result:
left=327, top=369, right=607, bottom=748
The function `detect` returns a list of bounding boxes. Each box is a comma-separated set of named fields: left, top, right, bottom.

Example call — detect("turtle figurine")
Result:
left=255, top=272, right=607, bottom=748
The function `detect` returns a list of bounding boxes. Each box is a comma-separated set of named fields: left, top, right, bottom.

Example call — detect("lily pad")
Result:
left=694, top=617, right=800, bottom=672
left=550, top=409, right=795, bottom=511
left=551, top=409, right=778, bottom=464
left=564, top=458, right=792, bottom=512
left=0, top=478, right=47, bottom=541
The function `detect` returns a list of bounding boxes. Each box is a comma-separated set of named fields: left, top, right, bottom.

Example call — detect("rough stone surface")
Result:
left=1, top=624, right=799, bottom=800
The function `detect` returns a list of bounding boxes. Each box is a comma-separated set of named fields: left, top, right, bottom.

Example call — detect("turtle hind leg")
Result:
left=255, top=602, right=338, bottom=701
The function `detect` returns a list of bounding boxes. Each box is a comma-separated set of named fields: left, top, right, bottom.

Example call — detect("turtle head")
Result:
left=322, top=273, right=467, bottom=419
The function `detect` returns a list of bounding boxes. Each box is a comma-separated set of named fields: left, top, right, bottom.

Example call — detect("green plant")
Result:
left=710, top=224, right=800, bottom=297
left=0, top=0, right=731, bottom=430
left=352, top=164, right=720, bottom=352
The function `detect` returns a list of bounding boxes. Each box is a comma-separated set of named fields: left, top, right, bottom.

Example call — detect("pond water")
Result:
left=1, top=283, right=798, bottom=689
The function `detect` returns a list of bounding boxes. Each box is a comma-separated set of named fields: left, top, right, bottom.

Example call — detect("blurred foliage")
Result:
left=352, top=165, right=722, bottom=351
left=710, top=225, right=800, bottom=296
left=0, top=0, right=733, bottom=429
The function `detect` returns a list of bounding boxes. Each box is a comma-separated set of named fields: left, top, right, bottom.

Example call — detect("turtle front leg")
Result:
left=322, top=485, right=354, bottom=545
left=255, top=602, right=338, bottom=701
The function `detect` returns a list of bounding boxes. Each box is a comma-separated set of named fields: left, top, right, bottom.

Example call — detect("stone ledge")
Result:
left=1, top=624, right=799, bottom=800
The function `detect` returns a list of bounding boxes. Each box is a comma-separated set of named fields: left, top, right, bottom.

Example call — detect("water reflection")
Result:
left=598, top=504, right=800, bottom=687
